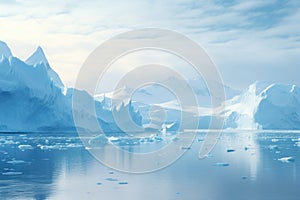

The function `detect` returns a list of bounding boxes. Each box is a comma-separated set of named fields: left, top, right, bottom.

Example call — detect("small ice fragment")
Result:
left=154, top=136, right=163, bottom=142
left=18, top=144, right=34, bottom=150
left=278, top=156, right=295, bottom=163
left=271, top=139, right=279, bottom=143
left=2, top=171, right=23, bottom=176
left=291, top=138, right=300, bottom=142
left=214, top=163, right=229, bottom=167
left=7, top=159, right=25, bottom=164
left=181, top=147, right=191, bottom=150
left=226, top=149, right=235, bottom=153
left=268, top=145, right=278, bottom=150
left=106, top=178, right=118, bottom=181
left=118, top=182, right=128, bottom=185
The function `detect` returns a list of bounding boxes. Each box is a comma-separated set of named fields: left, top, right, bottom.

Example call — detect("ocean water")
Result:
left=0, top=131, right=300, bottom=200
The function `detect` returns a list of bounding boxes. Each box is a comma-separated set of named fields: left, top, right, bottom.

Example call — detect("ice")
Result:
left=226, top=149, right=235, bottom=152
left=2, top=39, right=300, bottom=134
left=0, top=40, right=143, bottom=133
left=6, top=159, right=25, bottom=164
left=18, top=144, right=34, bottom=150
left=106, top=178, right=118, bottom=182
left=222, top=83, right=300, bottom=130
left=278, top=157, right=295, bottom=163
left=214, top=163, right=230, bottom=167
left=181, top=146, right=192, bottom=150
left=268, top=145, right=279, bottom=150
left=2, top=171, right=23, bottom=176
left=0, top=41, right=12, bottom=59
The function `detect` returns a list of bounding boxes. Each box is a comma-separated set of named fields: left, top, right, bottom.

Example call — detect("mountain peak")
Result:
left=25, top=46, right=49, bottom=67
left=0, top=40, right=13, bottom=59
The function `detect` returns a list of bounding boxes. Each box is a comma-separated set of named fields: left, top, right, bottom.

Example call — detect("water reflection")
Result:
left=0, top=132, right=300, bottom=200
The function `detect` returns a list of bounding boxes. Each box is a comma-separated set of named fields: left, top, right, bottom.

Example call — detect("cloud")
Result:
left=0, top=0, right=299, bottom=89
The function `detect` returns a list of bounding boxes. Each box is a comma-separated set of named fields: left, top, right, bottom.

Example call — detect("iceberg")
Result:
left=222, top=82, right=300, bottom=130
left=0, top=41, right=143, bottom=134
left=1, top=40, right=300, bottom=133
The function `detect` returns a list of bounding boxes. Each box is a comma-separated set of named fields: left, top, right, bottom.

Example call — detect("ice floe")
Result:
left=18, top=144, right=34, bottom=150
left=278, top=156, right=295, bottom=163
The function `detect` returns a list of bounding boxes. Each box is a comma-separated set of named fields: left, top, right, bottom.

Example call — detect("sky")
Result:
left=0, top=0, right=299, bottom=90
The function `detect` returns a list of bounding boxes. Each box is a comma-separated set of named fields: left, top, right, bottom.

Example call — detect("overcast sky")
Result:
left=0, top=0, right=299, bottom=90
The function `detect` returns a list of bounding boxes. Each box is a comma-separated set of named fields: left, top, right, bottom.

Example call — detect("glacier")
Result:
left=0, top=41, right=142, bottom=133
left=221, top=82, right=300, bottom=130
left=1, top=40, right=300, bottom=132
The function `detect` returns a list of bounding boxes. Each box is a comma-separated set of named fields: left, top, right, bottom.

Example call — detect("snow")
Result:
left=255, top=84, right=300, bottom=130
left=1, top=40, right=300, bottom=132
left=25, top=46, right=64, bottom=90
left=0, top=41, right=143, bottom=133
left=0, top=41, right=12, bottom=60
left=221, top=82, right=300, bottom=130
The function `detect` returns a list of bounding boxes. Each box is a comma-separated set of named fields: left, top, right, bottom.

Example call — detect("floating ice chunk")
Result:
left=278, top=156, right=295, bottom=163
left=268, top=145, right=279, bottom=150
left=0, top=150, right=8, bottom=155
left=118, top=182, right=128, bottom=185
left=271, top=139, right=279, bottom=143
left=2, top=172, right=23, bottom=176
left=108, top=137, right=121, bottom=143
left=65, top=143, right=84, bottom=148
left=226, top=149, right=235, bottom=152
left=214, top=162, right=230, bottom=167
left=154, top=136, right=163, bottom=142
left=38, top=145, right=62, bottom=150
left=291, top=138, right=300, bottom=142
left=6, top=159, right=25, bottom=164
left=106, top=178, right=118, bottom=181
left=181, top=146, right=191, bottom=150
left=18, top=144, right=34, bottom=150
left=139, top=137, right=154, bottom=144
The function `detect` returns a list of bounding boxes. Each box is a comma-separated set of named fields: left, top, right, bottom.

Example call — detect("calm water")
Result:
left=0, top=131, right=300, bottom=200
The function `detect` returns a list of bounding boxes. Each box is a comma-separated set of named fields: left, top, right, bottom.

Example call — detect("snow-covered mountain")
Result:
left=0, top=41, right=142, bottom=133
